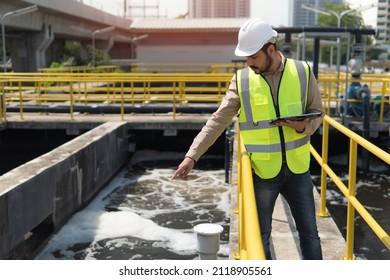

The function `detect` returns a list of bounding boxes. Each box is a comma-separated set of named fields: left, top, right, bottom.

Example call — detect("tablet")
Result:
left=269, top=112, right=322, bottom=124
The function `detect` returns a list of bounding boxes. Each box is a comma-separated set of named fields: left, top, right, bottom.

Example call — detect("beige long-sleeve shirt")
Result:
left=186, top=53, right=325, bottom=162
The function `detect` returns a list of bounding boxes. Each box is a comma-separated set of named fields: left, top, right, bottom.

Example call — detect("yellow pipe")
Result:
left=319, top=119, right=330, bottom=216
left=120, top=82, right=124, bottom=121
left=18, top=81, right=24, bottom=120
left=69, top=83, right=74, bottom=121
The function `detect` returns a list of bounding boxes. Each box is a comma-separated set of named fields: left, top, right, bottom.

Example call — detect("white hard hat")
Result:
left=235, top=18, right=278, bottom=57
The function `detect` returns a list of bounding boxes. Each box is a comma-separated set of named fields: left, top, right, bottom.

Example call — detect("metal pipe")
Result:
left=275, top=27, right=376, bottom=36
left=313, top=37, right=320, bottom=79
left=35, top=24, right=54, bottom=69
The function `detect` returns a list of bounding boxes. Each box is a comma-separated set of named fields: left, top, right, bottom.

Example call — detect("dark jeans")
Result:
left=253, top=166, right=323, bottom=260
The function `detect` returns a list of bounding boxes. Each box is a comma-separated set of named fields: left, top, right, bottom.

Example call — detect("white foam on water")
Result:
left=36, top=150, right=230, bottom=260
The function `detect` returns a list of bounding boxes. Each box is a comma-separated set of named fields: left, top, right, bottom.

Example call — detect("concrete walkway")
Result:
left=229, top=186, right=346, bottom=260
left=270, top=190, right=346, bottom=260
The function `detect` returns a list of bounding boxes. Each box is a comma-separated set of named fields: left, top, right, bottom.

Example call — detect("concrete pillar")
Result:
left=9, top=24, right=57, bottom=72
left=35, top=24, right=54, bottom=70
left=9, top=32, right=36, bottom=72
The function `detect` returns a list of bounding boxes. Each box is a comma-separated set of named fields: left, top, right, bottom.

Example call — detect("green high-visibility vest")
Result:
left=237, top=59, right=311, bottom=179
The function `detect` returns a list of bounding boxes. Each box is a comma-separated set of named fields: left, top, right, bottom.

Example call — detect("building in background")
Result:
left=130, top=18, right=249, bottom=64
left=292, top=0, right=345, bottom=27
left=188, top=0, right=250, bottom=18
left=377, top=0, right=390, bottom=43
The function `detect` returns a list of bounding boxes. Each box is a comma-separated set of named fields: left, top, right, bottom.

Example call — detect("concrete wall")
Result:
left=138, top=45, right=237, bottom=64
left=0, top=122, right=128, bottom=259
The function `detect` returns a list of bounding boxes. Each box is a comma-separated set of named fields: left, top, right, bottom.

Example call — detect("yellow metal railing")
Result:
left=38, top=63, right=246, bottom=74
left=0, top=73, right=231, bottom=122
left=234, top=132, right=266, bottom=260
left=1, top=72, right=389, bottom=123
left=317, top=73, right=390, bottom=123
left=235, top=114, right=389, bottom=260
left=311, top=114, right=390, bottom=260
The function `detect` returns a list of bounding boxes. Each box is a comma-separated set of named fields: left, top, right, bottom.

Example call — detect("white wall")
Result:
left=137, top=44, right=239, bottom=64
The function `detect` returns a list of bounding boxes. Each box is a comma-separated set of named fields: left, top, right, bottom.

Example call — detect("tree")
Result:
left=314, top=3, right=374, bottom=65
left=59, top=41, right=86, bottom=66
left=316, top=3, right=365, bottom=28
left=86, top=45, right=111, bottom=67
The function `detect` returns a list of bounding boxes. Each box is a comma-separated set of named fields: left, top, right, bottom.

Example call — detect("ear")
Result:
left=267, top=44, right=275, bottom=55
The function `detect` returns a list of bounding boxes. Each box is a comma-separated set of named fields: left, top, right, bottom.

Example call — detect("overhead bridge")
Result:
left=1, top=0, right=132, bottom=71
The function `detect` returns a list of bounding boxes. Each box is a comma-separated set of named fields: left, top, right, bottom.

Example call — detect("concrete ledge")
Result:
left=0, top=122, right=128, bottom=259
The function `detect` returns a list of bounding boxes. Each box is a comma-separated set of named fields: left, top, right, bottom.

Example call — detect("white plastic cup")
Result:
left=193, top=223, right=224, bottom=260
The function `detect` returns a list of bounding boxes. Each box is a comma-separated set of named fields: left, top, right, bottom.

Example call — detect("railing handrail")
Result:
left=37, top=62, right=247, bottom=74
left=234, top=132, right=266, bottom=260
left=0, top=73, right=232, bottom=122
left=235, top=114, right=389, bottom=260
left=310, top=114, right=390, bottom=259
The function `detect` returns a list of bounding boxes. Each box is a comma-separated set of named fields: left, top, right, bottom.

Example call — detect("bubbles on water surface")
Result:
left=36, top=151, right=230, bottom=260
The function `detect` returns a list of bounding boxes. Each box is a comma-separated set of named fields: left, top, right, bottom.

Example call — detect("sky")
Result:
left=85, top=0, right=378, bottom=27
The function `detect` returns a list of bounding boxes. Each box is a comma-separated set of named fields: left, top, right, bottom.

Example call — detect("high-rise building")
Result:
left=293, top=0, right=316, bottom=27
left=377, top=0, right=390, bottom=43
left=188, top=0, right=250, bottom=18
left=292, top=0, right=345, bottom=27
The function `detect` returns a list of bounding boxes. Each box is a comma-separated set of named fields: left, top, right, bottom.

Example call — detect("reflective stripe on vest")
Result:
left=239, top=60, right=308, bottom=131
left=237, top=59, right=310, bottom=179
left=245, top=135, right=309, bottom=153
left=239, top=67, right=275, bottom=130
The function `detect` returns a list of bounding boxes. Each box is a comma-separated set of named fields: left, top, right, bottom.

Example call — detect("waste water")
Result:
left=35, top=150, right=230, bottom=260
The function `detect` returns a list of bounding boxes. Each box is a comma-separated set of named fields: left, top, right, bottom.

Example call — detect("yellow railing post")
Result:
left=178, top=80, right=184, bottom=107
left=318, top=120, right=330, bottom=217
left=172, top=81, right=176, bottom=121
left=69, top=83, right=74, bottom=121
left=0, top=81, right=4, bottom=122
left=343, top=139, right=358, bottom=260
left=18, top=81, right=24, bottom=120
left=120, top=81, right=124, bottom=121
left=312, top=115, right=390, bottom=260
left=84, top=79, right=88, bottom=107
left=379, top=82, right=387, bottom=122
left=131, top=81, right=135, bottom=108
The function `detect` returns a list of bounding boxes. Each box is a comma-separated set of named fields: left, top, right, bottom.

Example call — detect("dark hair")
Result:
left=261, top=42, right=277, bottom=52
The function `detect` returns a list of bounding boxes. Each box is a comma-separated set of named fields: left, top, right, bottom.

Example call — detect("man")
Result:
left=172, top=18, right=324, bottom=260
